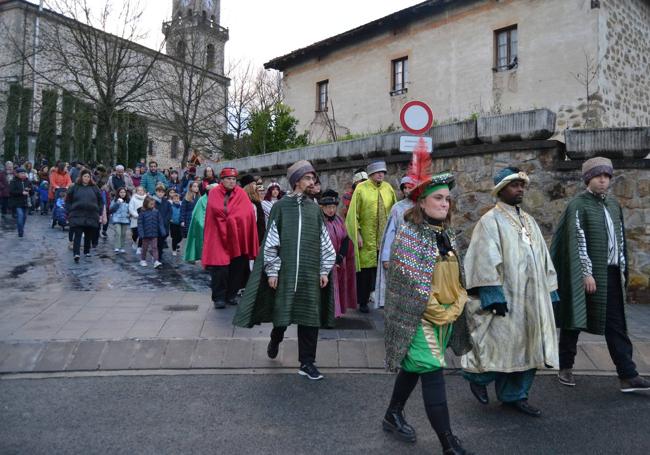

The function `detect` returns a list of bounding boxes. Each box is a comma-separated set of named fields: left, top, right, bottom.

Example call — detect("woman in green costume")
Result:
left=383, top=161, right=472, bottom=455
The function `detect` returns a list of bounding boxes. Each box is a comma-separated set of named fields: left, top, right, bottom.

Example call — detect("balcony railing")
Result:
left=162, top=16, right=229, bottom=40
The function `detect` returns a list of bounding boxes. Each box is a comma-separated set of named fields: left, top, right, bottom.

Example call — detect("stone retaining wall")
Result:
left=209, top=117, right=649, bottom=303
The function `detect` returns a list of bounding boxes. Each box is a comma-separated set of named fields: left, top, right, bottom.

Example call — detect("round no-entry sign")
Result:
left=400, top=101, right=434, bottom=135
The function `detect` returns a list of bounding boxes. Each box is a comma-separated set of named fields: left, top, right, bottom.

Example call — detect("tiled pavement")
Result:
left=0, top=290, right=649, bottom=375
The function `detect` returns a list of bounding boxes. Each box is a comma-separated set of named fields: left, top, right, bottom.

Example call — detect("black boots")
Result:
left=382, top=403, right=417, bottom=443
left=441, top=432, right=473, bottom=454
left=469, top=382, right=489, bottom=404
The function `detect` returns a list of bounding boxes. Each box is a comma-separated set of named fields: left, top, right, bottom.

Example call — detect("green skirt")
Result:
left=401, top=320, right=453, bottom=374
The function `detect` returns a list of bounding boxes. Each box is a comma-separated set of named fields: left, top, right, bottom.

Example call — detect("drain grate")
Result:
left=163, top=304, right=199, bottom=312
left=334, top=318, right=374, bottom=330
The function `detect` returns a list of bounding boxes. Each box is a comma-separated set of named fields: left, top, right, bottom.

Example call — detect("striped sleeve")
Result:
left=575, top=209, right=593, bottom=277
left=320, top=223, right=336, bottom=275
left=263, top=220, right=281, bottom=277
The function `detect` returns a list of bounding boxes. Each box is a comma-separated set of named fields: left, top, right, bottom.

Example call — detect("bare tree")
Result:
left=570, top=50, right=601, bottom=128
left=149, top=25, right=228, bottom=168
left=253, top=68, right=283, bottom=112
left=9, top=0, right=163, bottom=164
left=225, top=59, right=256, bottom=142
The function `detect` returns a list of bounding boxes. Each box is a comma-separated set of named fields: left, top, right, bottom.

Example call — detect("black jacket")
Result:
left=66, top=183, right=103, bottom=228
left=8, top=178, right=32, bottom=208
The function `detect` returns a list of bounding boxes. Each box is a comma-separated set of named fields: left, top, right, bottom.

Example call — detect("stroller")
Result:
left=52, top=195, right=68, bottom=230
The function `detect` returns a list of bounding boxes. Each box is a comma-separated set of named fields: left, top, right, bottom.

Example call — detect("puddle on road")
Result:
left=8, top=262, right=37, bottom=278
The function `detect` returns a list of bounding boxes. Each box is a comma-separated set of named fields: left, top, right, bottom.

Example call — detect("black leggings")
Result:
left=131, top=227, right=143, bottom=247
left=389, top=369, right=450, bottom=442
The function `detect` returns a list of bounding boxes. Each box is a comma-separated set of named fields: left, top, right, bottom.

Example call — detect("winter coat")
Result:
left=154, top=197, right=171, bottom=237
left=107, top=173, right=135, bottom=195
left=0, top=171, right=10, bottom=198
left=140, top=171, right=168, bottom=195
left=110, top=199, right=131, bottom=225
left=49, top=170, right=72, bottom=200
left=53, top=198, right=68, bottom=226
left=137, top=209, right=165, bottom=239
left=167, top=180, right=183, bottom=195
left=128, top=193, right=146, bottom=228
left=38, top=182, right=50, bottom=203
left=170, top=202, right=181, bottom=225
left=180, top=197, right=197, bottom=237
left=8, top=178, right=32, bottom=208
left=66, top=183, right=103, bottom=228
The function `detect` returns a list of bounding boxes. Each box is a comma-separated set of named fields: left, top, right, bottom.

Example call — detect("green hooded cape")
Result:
left=550, top=191, right=627, bottom=335
left=183, top=194, right=208, bottom=262
left=233, top=195, right=334, bottom=329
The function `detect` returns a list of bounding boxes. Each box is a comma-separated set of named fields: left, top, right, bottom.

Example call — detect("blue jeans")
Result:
left=15, top=207, right=27, bottom=236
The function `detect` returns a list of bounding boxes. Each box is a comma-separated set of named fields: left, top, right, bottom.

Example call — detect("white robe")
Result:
left=461, top=202, right=559, bottom=373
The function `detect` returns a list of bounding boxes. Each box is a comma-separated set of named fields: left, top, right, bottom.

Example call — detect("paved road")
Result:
left=0, top=213, right=210, bottom=293
left=1, top=373, right=649, bottom=454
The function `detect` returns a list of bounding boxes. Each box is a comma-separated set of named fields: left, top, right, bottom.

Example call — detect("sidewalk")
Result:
left=1, top=289, right=649, bottom=375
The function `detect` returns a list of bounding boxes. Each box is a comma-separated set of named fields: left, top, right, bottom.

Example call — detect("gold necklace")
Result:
left=495, top=203, right=533, bottom=245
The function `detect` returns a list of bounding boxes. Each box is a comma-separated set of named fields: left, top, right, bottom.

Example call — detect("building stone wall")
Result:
left=212, top=134, right=649, bottom=303
left=599, top=0, right=650, bottom=128
left=282, top=0, right=601, bottom=141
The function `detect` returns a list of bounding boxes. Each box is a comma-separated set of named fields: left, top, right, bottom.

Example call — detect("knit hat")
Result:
left=491, top=167, right=530, bottom=196
left=582, top=157, right=613, bottom=184
left=400, top=175, right=416, bottom=190
left=319, top=189, right=339, bottom=206
left=353, top=169, right=368, bottom=184
left=220, top=167, right=238, bottom=178
left=15, top=167, right=26, bottom=174
left=367, top=161, right=387, bottom=176
left=239, top=174, right=256, bottom=187
left=287, top=160, right=316, bottom=188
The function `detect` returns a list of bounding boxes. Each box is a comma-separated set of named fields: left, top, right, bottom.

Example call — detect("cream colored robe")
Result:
left=461, top=202, right=559, bottom=373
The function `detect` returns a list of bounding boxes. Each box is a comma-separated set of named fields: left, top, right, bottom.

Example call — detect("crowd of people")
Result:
left=2, top=151, right=648, bottom=454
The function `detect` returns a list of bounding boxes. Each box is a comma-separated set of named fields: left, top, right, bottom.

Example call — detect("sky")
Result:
left=37, top=0, right=422, bottom=69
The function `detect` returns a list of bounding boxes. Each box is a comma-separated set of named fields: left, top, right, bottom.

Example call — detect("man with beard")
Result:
left=234, top=160, right=336, bottom=381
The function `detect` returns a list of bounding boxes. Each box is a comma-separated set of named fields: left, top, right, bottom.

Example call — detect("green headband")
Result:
left=420, top=183, right=449, bottom=199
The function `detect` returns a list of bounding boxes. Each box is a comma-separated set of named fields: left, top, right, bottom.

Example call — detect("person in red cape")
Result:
left=202, top=167, right=259, bottom=309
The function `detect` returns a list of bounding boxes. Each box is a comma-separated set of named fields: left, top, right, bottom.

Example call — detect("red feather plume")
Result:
left=407, top=137, right=433, bottom=200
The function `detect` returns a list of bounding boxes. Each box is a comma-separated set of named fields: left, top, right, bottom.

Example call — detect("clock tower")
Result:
left=163, top=0, right=228, bottom=73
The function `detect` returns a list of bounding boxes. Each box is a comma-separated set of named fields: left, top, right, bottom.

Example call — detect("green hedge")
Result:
left=35, top=89, right=58, bottom=165
left=18, top=87, right=33, bottom=159
left=3, top=84, right=20, bottom=162
left=60, top=91, right=74, bottom=163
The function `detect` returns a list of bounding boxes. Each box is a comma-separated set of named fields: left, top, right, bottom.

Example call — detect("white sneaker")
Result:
left=136, top=247, right=142, bottom=255
left=132, top=242, right=137, bottom=251
left=119, top=249, right=126, bottom=253
left=153, top=261, right=162, bottom=269
left=68, top=241, right=74, bottom=250
left=172, top=250, right=177, bottom=256
left=114, top=248, right=120, bottom=253
left=139, top=260, right=147, bottom=267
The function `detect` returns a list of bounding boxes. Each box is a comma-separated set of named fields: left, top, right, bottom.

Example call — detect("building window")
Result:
left=391, top=57, right=408, bottom=95
left=176, top=40, right=185, bottom=60
left=494, top=25, right=518, bottom=71
left=148, top=140, right=155, bottom=156
left=171, top=136, right=178, bottom=159
left=206, top=44, right=215, bottom=69
left=316, top=80, right=328, bottom=112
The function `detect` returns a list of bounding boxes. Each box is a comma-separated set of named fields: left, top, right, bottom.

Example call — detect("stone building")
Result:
left=0, top=0, right=229, bottom=169
left=265, top=0, right=650, bottom=143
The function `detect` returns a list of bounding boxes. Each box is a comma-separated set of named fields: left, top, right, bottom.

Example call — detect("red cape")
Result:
left=201, top=185, right=259, bottom=267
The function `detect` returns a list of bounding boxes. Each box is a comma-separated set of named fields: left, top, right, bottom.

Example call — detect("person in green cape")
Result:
left=551, top=157, right=650, bottom=392
left=233, top=160, right=336, bottom=381
left=183, top=181, right=218, bottom=262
